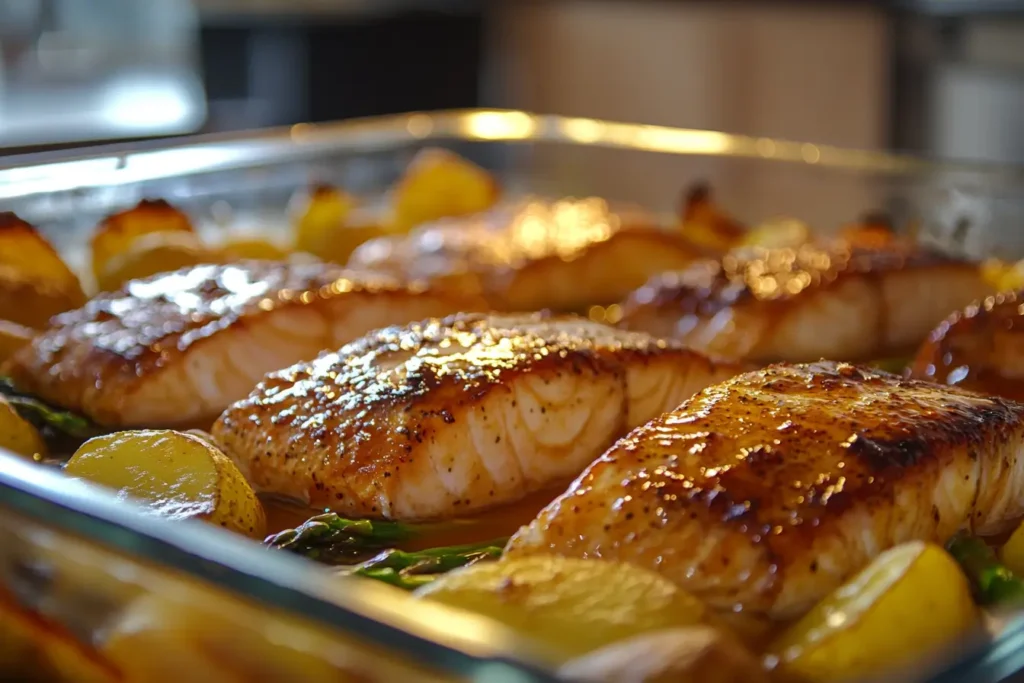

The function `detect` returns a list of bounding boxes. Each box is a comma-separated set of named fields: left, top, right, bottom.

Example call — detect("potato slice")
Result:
left=103, top=593, right=247, bottom=683
left=0, top=213, right=86, bottom=329
left=0, top=588, right=121, bottom=683
left=740, top=217, right=812, bottom=249
left=292, top=184, right=357, bottom=255
left=389, top=148, right=500, bottom=233
left=559, top=626, right=768, bottom=683
left=0, top=394, right=47, bottom=461
left=218, top=236, right=290, bottom=261
left=95, top=231, right=217, bottom=292
left=414, top=555, right=708, bottom=662
left=65, top=430, right=265, bottom=538
left=982, top=258, right=1024, bottom=293
left=679, top=183, right=746, bottom=252
left=104, top=585, right=433, bottom=683
left=1000, top=521, right=1024, bottom=576
left=768, top=541, right=979, bottom=682
left=296, top=194, right=391, bottom=266
left=90, top=199, right=195, bottom=285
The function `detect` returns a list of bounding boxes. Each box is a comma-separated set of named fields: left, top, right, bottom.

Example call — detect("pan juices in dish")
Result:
left=506, top=361, right=1024, bottom=620
left=618, top=243, right=991, bottom=363
left=910, top=289, right=1024, bottom=401
left=4, top=260, right=487, bottom=429
left=347, top=197, right=701, bottom=313
left=213, top=312, right=742, bottom=523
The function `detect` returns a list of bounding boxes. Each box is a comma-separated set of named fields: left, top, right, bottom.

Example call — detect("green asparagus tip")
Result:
left=0, top=376, right=103, bottom=448
left=947, top=533, right=1024, bottom=606
left=340, top=539, right=507, bottom=590
left=265, top=512, right=419, bottom=564
left=868, top=357, right=911, bottom=375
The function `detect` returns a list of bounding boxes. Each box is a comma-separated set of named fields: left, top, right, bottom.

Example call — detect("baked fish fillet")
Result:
left=348, top=197, right=699, bottom=312
left=506, top=361, right=1024, bottom=619
left=5, top=261, right=485, bottom=428
left=910, top=290, right=1024, bottom=401
left=618, top=243, right=990, bottom=363
left=212, top=313, right=741, bottom=520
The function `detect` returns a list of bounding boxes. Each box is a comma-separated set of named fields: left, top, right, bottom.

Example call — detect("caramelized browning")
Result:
left=213, top=312, right=741, bottom=521
left=89, top=200, right=195, bottom=279
left=619, top=243, right=990, bottom=362
left=349, top=197, right=698, bottom=312
left=507, top=361, right=1024, bottom=618
left=0, top=212, right=86, bottom=329
left=6, top=261, right=485, bottom=427
left=679, top=183, right=747, bottom=251
left=838, top=211, right=898, bottom=249
left=910, top=290, right=1024, bottom=400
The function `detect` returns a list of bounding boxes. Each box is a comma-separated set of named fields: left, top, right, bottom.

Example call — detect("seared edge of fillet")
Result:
left=618, top=244, right=989, bottom=362
left=5, top=260, right=483, bottom=426
left=507, top=360, right=1024, bottom=619
left=213, top=312, right=742, bottom=520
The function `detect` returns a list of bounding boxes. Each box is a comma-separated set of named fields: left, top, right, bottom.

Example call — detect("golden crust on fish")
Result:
left=213, top=313, right=741, bottom=521
left=910, top=290, right=1024, bottom=400
left=618, top=244, right=990, bottom=362
left=348, top=197, right=699, bottom=311
left=5, top=261, right=485, bottom=428
left=507, top=361, right=1024, bottom=619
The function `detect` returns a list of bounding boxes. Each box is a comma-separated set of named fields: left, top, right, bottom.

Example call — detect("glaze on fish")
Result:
left=348, top=197, right=700, bottom=312
left=213, top=312, right=741, bottom=520
left=5, top=261, right=485, bottom=428
left=910, top=290, right=1024, bottom=401
left=507, top=361, right=1024, bottom=619
left=618, top=244, right=990, bottom=362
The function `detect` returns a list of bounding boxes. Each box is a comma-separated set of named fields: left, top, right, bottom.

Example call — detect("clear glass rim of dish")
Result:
left=3, top=108, right=1024, bottom=202
left=0, top=450, right=559, bottom=681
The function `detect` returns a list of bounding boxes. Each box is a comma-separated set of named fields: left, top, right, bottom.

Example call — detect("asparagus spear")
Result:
left=0, top=377, right=102, bottom=448
left=947, top=533, right=1024, bottom=605
left=868, top=357, right=911, bottom=375
left=342, top=540, right=506, bottom=590
left=265, top=513, right=422, bottom=564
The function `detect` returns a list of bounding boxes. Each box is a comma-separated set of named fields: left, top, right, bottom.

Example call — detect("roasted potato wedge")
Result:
left=90, top=199, right=195, bottom=285
left=389, top=148, right=500, bottom=233
left=0, top=394, right=47, bottom=460
left=95, top=231, right=217, bottom=292
left=0, top=587, right=121, bottom=683
left=769, top=541, right=979, bottom=682
left=291, top=184, right=357, bottom=257
left=414, top=555, right=708, bottom=661
left=740, top=217, right=812, bottom=249
left=104, top=585, right=433, bottom=683
left=65, top=430, right=265, bottom=538
left=217, top=236, right=290, bottom=261
left=559, top=626, right=767, bottom=683
left=0, top=213, right=86, bottom=329
left=679, top=183, right=746, bottom=252
left=103, top=593, right=247, bottom=683
left=1000, top=520, right=1024, bottom=576
left=982, top=258, right=1024, bottom=293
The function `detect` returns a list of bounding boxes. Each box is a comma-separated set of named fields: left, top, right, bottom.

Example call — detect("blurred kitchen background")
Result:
left=1, top=0, right=1023, bottom=166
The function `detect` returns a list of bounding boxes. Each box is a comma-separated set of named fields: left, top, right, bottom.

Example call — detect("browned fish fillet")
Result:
left=618, top=243, right=990, bottom=363
left=910, top=290, right=1024, bottom=401
left=506, top=361, right=1024, bottom=619
left=348, top=197, right=699, bottom=312
left=212, top=313, right=741, bottom=521
left=5, top=261, right=485, bottom=428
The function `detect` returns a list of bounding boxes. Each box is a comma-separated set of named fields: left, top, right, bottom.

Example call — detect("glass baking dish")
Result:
left=3, top=109, right=1024, bottom=682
